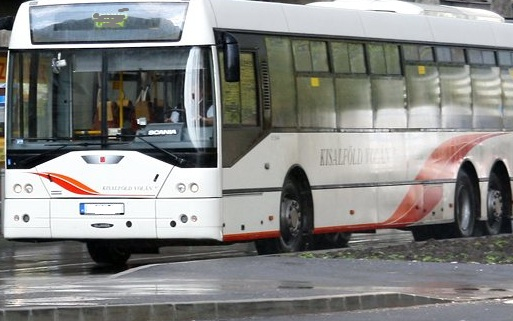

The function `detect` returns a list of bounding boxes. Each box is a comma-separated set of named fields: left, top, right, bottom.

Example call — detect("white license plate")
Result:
left=79, top=203, right=124, bottom=215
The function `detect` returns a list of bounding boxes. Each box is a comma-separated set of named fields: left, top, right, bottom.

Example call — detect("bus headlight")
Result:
left=190, top=183, right=199, bottom=193
left=24, top=184, right=34, bottom=193
left=13, top=184, right=22, bottom=193
left=177, top=183, right=186, bottom=193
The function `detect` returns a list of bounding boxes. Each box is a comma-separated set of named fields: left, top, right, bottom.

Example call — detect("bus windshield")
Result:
left=7, top=46, right=217, bottom=168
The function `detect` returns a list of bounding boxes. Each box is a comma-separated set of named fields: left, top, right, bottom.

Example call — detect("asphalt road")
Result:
left=1, top=231, right=513, bottom=320
left=0, top=230, right=412, bottom=277
left=0, top=239, right=258, bottom=277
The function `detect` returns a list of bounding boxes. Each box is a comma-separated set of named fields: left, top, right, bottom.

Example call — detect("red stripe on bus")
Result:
left=314, top=223, right=378, bottom=234
left=34, top=172, right=99, bottom=195
left=33, top=172, right=154, bottom=197
left=223, top=231, right=281, bottom=242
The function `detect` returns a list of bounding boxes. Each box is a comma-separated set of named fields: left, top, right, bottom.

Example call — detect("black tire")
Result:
left=87, top=241, right=131, bottom=266
left=411, top=224, right=453, bottom=241
left=454, top=170, right=479, bottom=237
left=411, top=226, right=433, bottom=241
left=278, top=179, right=312, bottom=252
left=314, top=233, right=351, bottom=250
left=485, top=172, right=507, bottom=235
left=255, top=178, right=313, bottom=254
left=254, top=238, right=278, bottom=255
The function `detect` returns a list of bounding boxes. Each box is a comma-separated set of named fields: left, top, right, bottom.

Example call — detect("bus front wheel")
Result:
left=87, top=241, right=131, bottom=266
left=255, top=177, right=313, bottom=254
left=278, top=179, right=312, bottom=252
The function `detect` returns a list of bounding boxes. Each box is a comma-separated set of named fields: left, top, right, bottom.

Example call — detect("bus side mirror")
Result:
left=223, top=33, right=240, bottom=82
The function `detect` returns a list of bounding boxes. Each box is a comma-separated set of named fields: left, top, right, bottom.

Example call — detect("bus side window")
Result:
left=221, top=50, right=260, bottom=167
left=403, top=45, right=440, bottom=129
left=265, top=36, right=296, bottom=128
left=468, top=49, right=501, bottom=129
left=332, top=41, right=372, bottom=129
left=293, top=40, right=335, bottom=129
left=405, top=64, right=440, bottom=128
left=221, top=52, right=258, bottom=126
left=436, top=47, right=471, bottom=129
left=499, top=51, right=513, bottom=129
left=368, top=43, right=406, bottom=129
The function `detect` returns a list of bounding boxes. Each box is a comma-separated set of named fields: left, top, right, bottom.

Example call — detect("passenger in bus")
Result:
left=164, top=103, right=185, bottom=123
left=169, top=110, right=181, bottom=123
left=200, top=104, right=214, bottom=126
left=165, top=101, right=214, bottom=125
left=197, top=85, right=214, bottom=126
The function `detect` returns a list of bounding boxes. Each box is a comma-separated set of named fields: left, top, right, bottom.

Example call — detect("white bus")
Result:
left=4, top=0, right=513, bottom=265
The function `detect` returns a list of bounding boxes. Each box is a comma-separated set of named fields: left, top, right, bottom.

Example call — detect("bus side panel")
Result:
left=222, top=133, right=297, bottom=241
left=312, top=187, right=378, bottom=231
left=221, top=131, right=510, bottom=237
left=222, top=192, right=281, bottom=241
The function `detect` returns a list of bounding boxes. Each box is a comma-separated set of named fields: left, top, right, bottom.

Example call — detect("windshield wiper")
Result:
left=134, top=134, right=187, bottom=167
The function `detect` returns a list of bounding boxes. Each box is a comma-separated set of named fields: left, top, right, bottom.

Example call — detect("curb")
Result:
left=0, top=293, right=448, bottom=321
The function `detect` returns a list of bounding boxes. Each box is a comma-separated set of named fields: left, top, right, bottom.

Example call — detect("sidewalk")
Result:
left=2, top=256, right=513, bottom=320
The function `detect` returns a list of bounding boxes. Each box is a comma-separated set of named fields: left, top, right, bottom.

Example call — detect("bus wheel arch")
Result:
left=485, top=162, right=512, bottom=235
left=454, top=163, right=480, bottom=237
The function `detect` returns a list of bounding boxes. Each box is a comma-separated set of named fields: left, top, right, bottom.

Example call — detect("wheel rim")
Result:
left=281, top=197, right=302, bottom=245
left=487, top=188, right=503, bottom=233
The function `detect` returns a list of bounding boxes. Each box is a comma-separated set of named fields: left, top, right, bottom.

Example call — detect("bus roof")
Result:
left=208, top=0, right=513, bottom=49
left=9, top=0, right=513, bottom=49
left=307, top=0, right=504, bottom=22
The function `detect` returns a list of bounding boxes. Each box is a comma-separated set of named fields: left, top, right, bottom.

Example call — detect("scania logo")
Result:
left=148, top=129, right=178, bottom=136
left=91, top=223, right=114, bottom=228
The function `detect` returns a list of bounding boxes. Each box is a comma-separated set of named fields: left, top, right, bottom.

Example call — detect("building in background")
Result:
left=0, top=19, right=9, bottom=167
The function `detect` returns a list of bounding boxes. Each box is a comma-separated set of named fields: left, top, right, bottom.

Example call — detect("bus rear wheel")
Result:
left=87, top=241, right=131, bottom=266
left=485, top=172, right=507, bottom=235
left=454, top=170, right=479, bottom=237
